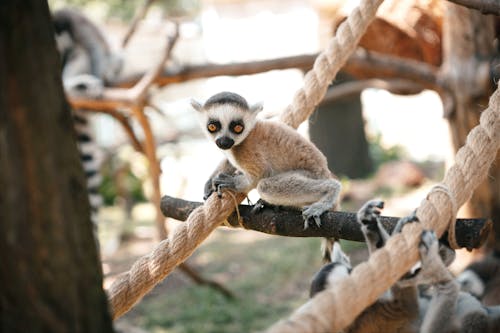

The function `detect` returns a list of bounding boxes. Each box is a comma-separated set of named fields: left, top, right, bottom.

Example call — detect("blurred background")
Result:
left=47, top=0, right=491, bottom=332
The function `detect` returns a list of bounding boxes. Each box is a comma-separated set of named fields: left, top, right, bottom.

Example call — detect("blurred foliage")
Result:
left=368, top=132, right=407, bottom=170
left=49, top=0, right=200, bottom=21
left=99, top=161, right=147, bottom=206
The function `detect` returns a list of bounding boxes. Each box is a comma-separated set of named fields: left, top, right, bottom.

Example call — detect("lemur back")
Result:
left=230, top=120, right=332, bottom=180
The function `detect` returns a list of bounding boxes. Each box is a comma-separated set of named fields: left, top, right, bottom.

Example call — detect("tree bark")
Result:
left=160, top=196, right=491, bottom=251
left=0, top=2, right=114, bottom=332
left=441, top=4, right=500, bottom=251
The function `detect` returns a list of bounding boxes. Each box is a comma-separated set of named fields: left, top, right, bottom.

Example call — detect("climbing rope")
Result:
left=107, top=0, right=385, bottom=319
left=279, top=0, right=384, bottom=129
left=266, top=87, right=500, bottom=333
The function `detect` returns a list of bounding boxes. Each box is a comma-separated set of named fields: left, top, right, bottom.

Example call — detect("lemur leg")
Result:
left=356, top=199, right=389, bottom=254
left=256, top=171, right=341, bottom=228
left=417, top=230, right=459, bottom=333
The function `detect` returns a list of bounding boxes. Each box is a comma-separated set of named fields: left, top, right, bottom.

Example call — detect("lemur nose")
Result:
left=216, top=136, right=234, bottom=150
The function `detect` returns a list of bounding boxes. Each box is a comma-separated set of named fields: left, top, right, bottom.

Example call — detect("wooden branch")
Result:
left=113, top=49, right=442, bottom=92
left=70, top=48, right=451, bottom=114
left=177, top=263, right=234, bottom=299
left=122, top=0, right=158, bottom=48
left=344, top=49, right=441, bottom=91
left=160, top=195, right=491, bottom=251
left=117, top=53, right=318, bottom=87
left=69, top=24, right=179, bottom=111
left=85, top=108, right=143, bottom=152
left=446, top=0, right=500, bottom=15
left=323, top=78, right=423, bottom=104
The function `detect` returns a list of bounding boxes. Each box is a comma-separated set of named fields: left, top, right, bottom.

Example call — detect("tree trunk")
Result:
left=309, top=74, right=373, bottom=178
left=0, top=2, right=114, bottom=332
left=441, top=4, right=500, bottom=250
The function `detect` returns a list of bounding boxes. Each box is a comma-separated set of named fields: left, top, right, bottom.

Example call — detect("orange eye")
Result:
left=208, top=123, right=218, bottom=132
left=233, top=124, right=244, bottom=134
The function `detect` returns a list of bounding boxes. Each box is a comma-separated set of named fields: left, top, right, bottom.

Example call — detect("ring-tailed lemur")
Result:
left=53, top=8, right=123, bottom=232
left=310, top=200, right=500, bottom=333
left=191, top=92, right=342, bottom=261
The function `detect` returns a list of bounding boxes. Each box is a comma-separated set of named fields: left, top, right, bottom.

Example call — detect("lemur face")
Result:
left=191, top=92, right=262, bottom=150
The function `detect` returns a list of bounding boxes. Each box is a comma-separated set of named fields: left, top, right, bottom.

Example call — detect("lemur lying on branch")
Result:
left=310, top=200, right=500, bottom=333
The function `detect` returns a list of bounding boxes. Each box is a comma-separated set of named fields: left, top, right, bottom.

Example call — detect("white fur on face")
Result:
left=199, top=104, right=258, bottom=147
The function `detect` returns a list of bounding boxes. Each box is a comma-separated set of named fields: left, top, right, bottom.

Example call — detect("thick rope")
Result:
left=107, top=0, right=385, bottom=319
left=266, top=87, right=500, bottom=333
left=107, top=192, right=245, bottom=318
left=279, top=0, right=384, bottom=129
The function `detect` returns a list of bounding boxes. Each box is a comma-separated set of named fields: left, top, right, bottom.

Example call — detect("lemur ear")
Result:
left=250, top=102, right=263, bottom=113
left=190, top=99, right=203, bottom=112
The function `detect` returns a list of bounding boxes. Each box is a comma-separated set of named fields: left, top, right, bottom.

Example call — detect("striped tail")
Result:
left=72, top=109, right=103, bottom=235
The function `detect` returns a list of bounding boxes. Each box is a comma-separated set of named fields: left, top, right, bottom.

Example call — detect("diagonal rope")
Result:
left=280, top=0, right=384, bottom=129
left=106, top=0, right=385, bottom=319
left=266, top=87, right=500, bottom=333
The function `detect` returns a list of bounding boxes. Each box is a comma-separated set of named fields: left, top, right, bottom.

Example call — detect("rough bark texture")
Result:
left=160, top=195, right=491, bottom=251
left=441, top=3, right=500, bottom=251
left=0, top=2, right=114, bottom=332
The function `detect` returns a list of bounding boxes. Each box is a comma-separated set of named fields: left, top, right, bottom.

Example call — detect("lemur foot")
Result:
left=251, top=199, right=282, bottom=214
left=418, top=230, right=454, bottom=284
left=419, top=230, right=439, bottom=261
left=393, top=210, right=419, bottom=234
left=400, top=230, right=452, bottom=286
left=212, top=173, right=237, bottom=198
left=302, top=203, right=328, bottom=229
left=357, top=200, right=384, bottom=228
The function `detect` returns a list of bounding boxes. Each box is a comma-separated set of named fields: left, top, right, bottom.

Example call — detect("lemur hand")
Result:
left=357, top=199, right=384, bottom=229
left=203, top=177, right=216, bottom=200
left=212, top=173, right=237, bottom=198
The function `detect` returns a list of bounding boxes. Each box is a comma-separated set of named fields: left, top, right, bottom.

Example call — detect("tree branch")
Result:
left=113, top=48, right=442, bottom=91
left=122, top=0, right=158, bottom=48
left=446, top=0, right=500, bottom=15
left=160, top=195, right=491, bottom=251
left=69, top=24, right=179, bottom=111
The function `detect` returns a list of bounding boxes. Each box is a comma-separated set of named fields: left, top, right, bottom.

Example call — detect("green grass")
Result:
left=119, top=230, right=341, bottom=333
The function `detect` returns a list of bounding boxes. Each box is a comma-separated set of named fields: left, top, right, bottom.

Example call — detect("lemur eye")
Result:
left=230, top=120, right=244, bottom=134
left=207, top=121, right=221, bottom=133
left=233, top=124, right=244, bottom=134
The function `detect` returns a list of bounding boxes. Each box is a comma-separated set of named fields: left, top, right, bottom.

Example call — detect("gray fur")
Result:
left=193, top=92, right=341, bottom=232
left=309, top=200, right=500, bottom=333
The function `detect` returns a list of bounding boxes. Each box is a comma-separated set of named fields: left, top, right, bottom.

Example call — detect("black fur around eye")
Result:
left=207, top=120, right=221, bottom=133
left=230, top=120, right=244, bottom=134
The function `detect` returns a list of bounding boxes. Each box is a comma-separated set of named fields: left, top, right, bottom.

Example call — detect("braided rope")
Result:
left=107, top=193, right=245, bottom=318
left=266, top=87, right=500, bottom=333
left=107, top=0, right=385, bottom=319
left=279, top=0, right=384, bottom=129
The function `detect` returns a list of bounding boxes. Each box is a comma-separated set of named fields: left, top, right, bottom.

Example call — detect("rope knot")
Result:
left=428, top=184, right=459, bottom=249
